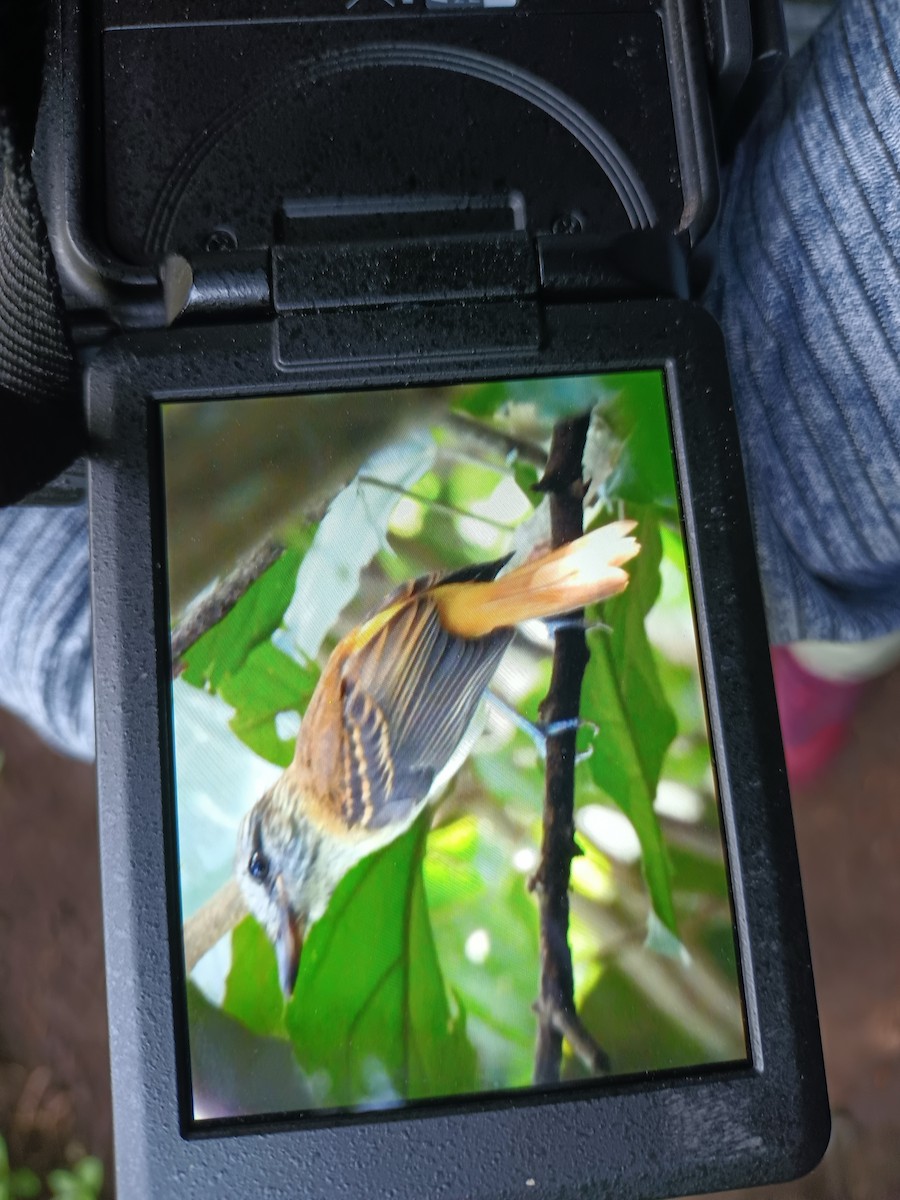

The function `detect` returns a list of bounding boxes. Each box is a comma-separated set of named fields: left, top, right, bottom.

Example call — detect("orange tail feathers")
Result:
left=435, top=520, right=640, bottom=639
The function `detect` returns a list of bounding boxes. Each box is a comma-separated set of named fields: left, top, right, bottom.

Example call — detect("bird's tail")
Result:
left=435, top=520, right=640, bottom=639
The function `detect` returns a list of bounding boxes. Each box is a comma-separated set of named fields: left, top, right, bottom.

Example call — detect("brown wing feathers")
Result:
left=340, top=682, right=396, bottom=829
left=339, top=593, right=512, bottom=831
left=296, top=521, right=640, bottom=835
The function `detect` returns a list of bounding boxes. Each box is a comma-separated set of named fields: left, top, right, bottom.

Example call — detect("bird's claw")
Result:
left=540, top=717, right=599, bottom=763
left=542, top=615, right=614, bottom=636
left=485, top=693, right=599, bottom=761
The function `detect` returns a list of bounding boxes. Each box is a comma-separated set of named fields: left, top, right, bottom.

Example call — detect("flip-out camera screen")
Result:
left=160, top=372, right=747, bottom=1126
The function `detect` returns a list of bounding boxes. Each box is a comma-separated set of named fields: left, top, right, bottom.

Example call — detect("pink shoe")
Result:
left=770, top=646, right=866, bottom=790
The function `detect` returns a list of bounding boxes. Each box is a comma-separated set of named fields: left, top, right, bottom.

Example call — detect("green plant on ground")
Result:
left=0, top=1135, right=40, bottom=1200
left=0, top=1137, right=102, bottom=1200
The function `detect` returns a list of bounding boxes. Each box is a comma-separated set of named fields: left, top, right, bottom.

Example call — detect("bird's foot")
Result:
left=541, top=717, right=599, bottom=764
left=541, top=615, right=613, bottom=636
left=486, top=693, right=598, bottom=762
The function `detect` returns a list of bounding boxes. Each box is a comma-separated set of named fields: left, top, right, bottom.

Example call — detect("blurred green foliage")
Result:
left=44, top=1161, right=103, bottom=1200
left=175, top=373, right=745, bottom=1117
left=0, top=1137, right=102, bottom=1200
left=0, top=1137, right=39, bottom=1200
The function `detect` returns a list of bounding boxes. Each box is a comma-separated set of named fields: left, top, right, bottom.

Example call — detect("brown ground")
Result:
left=0, top=667, right=898, bottom=1198
left=695, top=664, right=900, bottom=1200
left=0, top=713, right=110, bottom=1192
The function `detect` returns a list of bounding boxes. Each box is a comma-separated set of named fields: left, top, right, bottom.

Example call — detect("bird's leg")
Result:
left=540, top=614, right=613, bottom=636
left=485, top=692, right=598, bottom=763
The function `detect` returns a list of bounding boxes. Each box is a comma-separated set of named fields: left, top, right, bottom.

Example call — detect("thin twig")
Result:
left=355, top=474, right=515, bottom=531
left=447, top=411, right=548, bottom=468
left=170, top=537, right=284, bottom=672
left=533, top=997, right=611, bottom=1075
left=530, top=413, right=609, bottom=1085
left=183, top=878, right=248, bottom=973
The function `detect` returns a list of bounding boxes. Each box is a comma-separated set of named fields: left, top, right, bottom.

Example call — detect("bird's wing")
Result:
left=359, top=554, right=513, bottom=620
left=338, top=593, right=512, bottom=832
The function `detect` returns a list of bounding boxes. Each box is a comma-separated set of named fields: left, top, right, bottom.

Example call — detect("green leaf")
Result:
left=222, top=916, right=288, bottom=1039
left=7, top=1171, right=40, bottom=1200
left=46, top=1169, right=85, bottom=1198
left=217, top=640, right=319, bottom=767
left=285, top=817, right=477, bottom=1107
left=582, top=513, right=680, bottom=938
left=181, top=548, right=303, bottom=689
left=645, top=910, right=691, bottom=963
left=9, top=1169, right=41, bottom=1199
left=0, top=1138, right=40, bottom=1200
left=450, top=381, right=508, bottom=419
left=592, top=371, right=676, bottom=511
left=178, top=548, right=320, bottom=766
left=72, top=1159, right=103, bottom=1196
left=511, top=460, right=540, bottom=505
left=669, top=842, right=731, bottom=902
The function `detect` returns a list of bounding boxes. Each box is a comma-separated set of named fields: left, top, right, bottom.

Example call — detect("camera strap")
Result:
left=0, top=0, right=84, bottom=507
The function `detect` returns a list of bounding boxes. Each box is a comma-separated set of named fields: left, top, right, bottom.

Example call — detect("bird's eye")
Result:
left=248, top=849, right=270, bottom=882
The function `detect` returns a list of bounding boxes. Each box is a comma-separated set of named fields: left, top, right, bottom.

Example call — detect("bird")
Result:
left=235, top=519, right=640, bottom=997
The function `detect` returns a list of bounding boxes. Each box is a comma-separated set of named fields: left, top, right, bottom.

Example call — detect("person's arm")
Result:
left=708, top=0, right=900, bottom=645
left=0, top=503, right=93, bottom=759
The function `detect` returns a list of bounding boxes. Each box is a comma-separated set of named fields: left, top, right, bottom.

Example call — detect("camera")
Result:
left=30, top=1, right=828, bottom=1197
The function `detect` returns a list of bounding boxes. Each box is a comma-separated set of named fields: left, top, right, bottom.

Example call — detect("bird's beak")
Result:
left=274, top=876, right=305, bottom=998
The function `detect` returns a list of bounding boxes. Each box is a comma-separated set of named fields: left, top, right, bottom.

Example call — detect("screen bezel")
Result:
left=86, top=298, right=828, bottom=1200
left=158, top=367, right=749, bottom=1132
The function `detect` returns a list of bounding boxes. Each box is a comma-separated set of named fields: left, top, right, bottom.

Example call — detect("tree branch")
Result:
left=170, top=536, right=284, bottom=673
left=447, top=411, right=548, bottom=468
left=530, top=412, right=608, bottom=1085
left=183, top=879, right=247, bottom=974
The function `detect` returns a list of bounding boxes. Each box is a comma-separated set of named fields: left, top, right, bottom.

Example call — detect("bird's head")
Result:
left=235, top=777, right=328, bottom=999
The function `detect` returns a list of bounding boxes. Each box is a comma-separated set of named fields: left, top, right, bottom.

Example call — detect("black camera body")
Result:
left=40, top=0, right=784, bottom=329
left=31, top=3, right=829, bottom=1199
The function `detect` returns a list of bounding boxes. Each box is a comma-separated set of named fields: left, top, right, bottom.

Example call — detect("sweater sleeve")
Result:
left=709, top=0, right=900, bottom=644
left=0, top=502, right=94, bottom=759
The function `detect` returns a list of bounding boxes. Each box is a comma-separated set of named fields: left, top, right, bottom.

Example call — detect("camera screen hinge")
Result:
left=160, top=227, right=689, bottom=326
